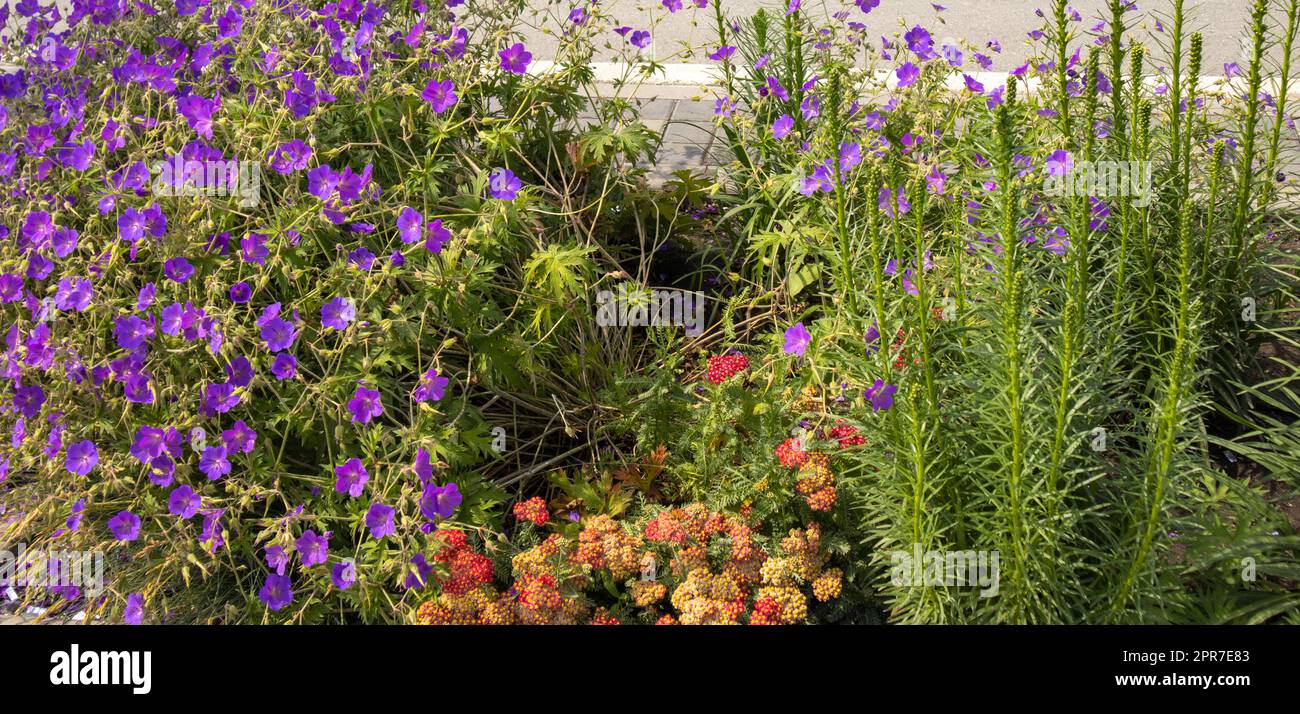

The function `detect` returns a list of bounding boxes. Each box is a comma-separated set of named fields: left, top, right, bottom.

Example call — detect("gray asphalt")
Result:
left=520, top=0, right=1261, bottom=71
left=0, top=1, right=1271, bottom=74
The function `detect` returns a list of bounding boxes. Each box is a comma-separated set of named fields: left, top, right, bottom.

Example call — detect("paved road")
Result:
left=0, top=0, right=1269, bottom=72
left=521, top=0, right=1258, bottom=70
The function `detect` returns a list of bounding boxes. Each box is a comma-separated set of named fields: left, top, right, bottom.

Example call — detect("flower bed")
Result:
left=2, top=0, right=1299, bottom=625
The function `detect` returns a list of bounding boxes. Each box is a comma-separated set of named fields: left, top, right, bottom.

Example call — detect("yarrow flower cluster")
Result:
left=795, top=451, right=838, bottom=512
left=512, top=496, right=550, bottom=525
left=704, top=353, right=749, bottom=384
left=750, top=523, right=839, bottom=624
left=413, top=500, right=842, bottom=625
left=828, top=421, right=866, bottom=448
left=775, top=436, right=809, bottom=468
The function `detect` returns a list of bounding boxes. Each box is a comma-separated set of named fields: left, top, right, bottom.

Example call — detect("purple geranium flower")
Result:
left=229, top=281, right=252, bottom=303
left=708, top=45, right=736, bottom=61
left=426, top=219, right=451, bottom=253
left=799, top=162, right=834, bottom=196
left=113, top=315, right=152, bottom=350
left=334, top=457, right=369, bottom=497
left=348, top=247, right=375, bottom=271
left=23, top=210, right=53, bottom=242
left=52, top=227, right=79, bottom=257
left=321, top=297, right=355, bottom=330
left=421, top=79, right=458, bottom=113
left=347, top=384, right=383, bottom=424
left=202, top=382, right=241, bottom=414
left=296, top=529, right=329, bottom=567
left=241, top=233, right=269, bottom=264
left=199, top=445, right=231, bottom=480
left=265, top=545, right=289, bottom=575
left=222, top=420, right=257, bottom=454
left=307, top=165, right=340, bottom=200
left=488, top=168, right=521, bottom=200
left=272, top=353, right=297, bottom=380
left=927, top=165, right=948, bottom=194
left=365, top=502, right=395, bottom=539
left=130, top=423, right=166, bottom=462
left=331, top=560, right=356, bottom=589
left=66, top=499, right=86, bottom=533
left=267, top=140, right=312, bottom=174
left=0, top=273, right=23, bottom=303
left=1046, top=149, right=1074, bottom=178
left=783, top=322, right=811, bottom=357
left=397, top=207, right=424, bottom=244
left=59, top=140, right=95, bottom=171
left=629, top=30, right=651, bottom=49
left=499, top=42, right=532, bottom=74
left=200, top=509, right=225, bottom=552
left=896, top=62, right=920, bottom=88
left=420, top=481, right=462, bottom=520
left=148, top=454, right=176, bottom=486
left=414, top=368, right=449, bottom=402
left=801, top=94, right=820, bottom=121
left=108, top=511, right=141, bottom=541
left=164, top=257, right=194, bottom=283
left=764, top=75, right=789, bottom=101
left=124, top=593, right=144, bottom=625
left=943, top=43, right=963, bottom=67
left=65, top=439, right=98, bottom=475
left=405, top=553, right=435, bottom=590
left=772, top=114, right=794, bottom=139
left=865, top=323, right=882, bottom=353
left=168, top=484, right=201, bottom=519
left=226, top=358, right=255, bottom=389
left=905, top=25, right=936, bottom=60
left=216, top=6, right=243, bottom=38
left=259, top=573, right=293, bottom=611
left=176, top=93, right=219, bottom=139
left=838, top=142, right=862, bottom=173
left=865, top=379, right=898, bottom=412
left=413, top=447, right=434, bottom=485
left=261, top=315, right=298, bottom=353
left=879, top=186, right=911, bottom=218
left=137, top=283, right=156, bottom=311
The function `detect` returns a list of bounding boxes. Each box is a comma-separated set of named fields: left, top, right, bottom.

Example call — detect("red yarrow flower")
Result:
left=828, top=422, right=865, bottom=448
left=512, top=496, right=550, bottom=526
left=775, top=437, right=808, bottom=468
left=705, top=353, right=749, bottom=384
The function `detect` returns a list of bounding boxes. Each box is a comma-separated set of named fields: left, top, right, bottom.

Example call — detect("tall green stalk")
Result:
left=1181, top=33, right=1202, bottom=204
left=1228, top=0, right=1270, bottom=288
left=1052, top=0, right=1075, bottom=142
left=1107, top=0, right=1130, bottom=155
left=1045, top=11, right=1090, bottom=597
left=994, top=77, right=1032, bottom=621
left=1102, top=30, right=1136, bottom=369
left=1262, top=0, right=1300, bottom=209
left=1110, top=205, right=1198, bottom=621
left=1167, top=0, right=1185, bottom=191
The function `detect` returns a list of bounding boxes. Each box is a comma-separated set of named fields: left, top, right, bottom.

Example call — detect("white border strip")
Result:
left=535, top=61, right=1300, bottom=98
left=5, top=56, right=1297, bottom=96
left=4, top=60, right=1297, bottom=99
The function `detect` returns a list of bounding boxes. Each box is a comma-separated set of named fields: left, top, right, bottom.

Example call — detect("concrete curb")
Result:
left=535, top=60, right=1300, bottom=99
left=3, top=57, right=1295, bottom=97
